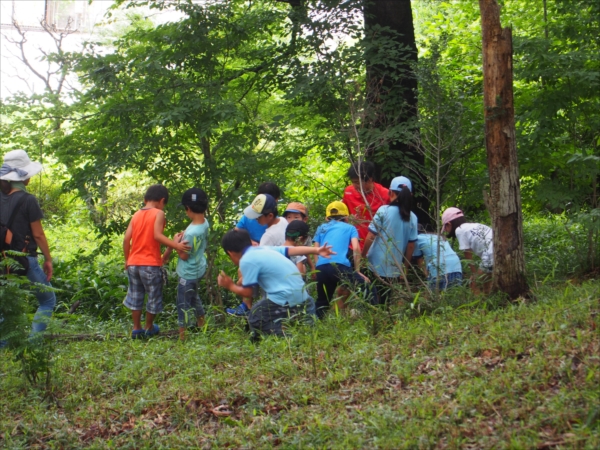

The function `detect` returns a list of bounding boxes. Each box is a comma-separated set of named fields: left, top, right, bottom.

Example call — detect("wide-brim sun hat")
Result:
left=0, top=149, right=43, bottom=181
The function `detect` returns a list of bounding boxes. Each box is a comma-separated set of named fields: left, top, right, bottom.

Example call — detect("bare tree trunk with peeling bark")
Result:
left=479, top=0, right=529, bottom=299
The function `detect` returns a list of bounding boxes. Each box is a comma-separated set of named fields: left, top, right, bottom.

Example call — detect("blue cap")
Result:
left=390, top=176, right=412, bottom=192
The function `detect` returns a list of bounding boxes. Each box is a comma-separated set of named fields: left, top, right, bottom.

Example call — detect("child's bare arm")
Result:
left=286, top=243, right=335, bottom=258
left=463, top=250, right=477, bottom=273
left=153, top=211, right=191, bottom=253
left=123, top=222, right=133, bottom=268
left=404, top=241, right=415, bottom=268
left=218, top=271, right=254, bottom=297
left=173, top=233, right=189, bottom=260
left=162, top=233, right=186, bottom=263
left=351, top=237, right=369, bottom=282
left=416, top=256, right=427, bottom=277
left=361, top=231, right=376, bottom=257
left=296, top=260, right=307, bottom=276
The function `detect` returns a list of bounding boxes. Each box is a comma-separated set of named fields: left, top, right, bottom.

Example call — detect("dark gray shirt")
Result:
left=0, top=191, right=44, bottom=255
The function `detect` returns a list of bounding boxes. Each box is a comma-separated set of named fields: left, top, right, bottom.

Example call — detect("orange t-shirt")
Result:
left=127, top=208, right=163, bottom=266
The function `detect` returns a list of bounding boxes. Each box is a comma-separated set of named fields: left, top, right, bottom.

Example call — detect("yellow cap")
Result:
left=326, top=201, right=349, bottom=217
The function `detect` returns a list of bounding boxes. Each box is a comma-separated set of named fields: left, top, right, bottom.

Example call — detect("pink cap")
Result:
left=441, top=207, right=464, bottom=227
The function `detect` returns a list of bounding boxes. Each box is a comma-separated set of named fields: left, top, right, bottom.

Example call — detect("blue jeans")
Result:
left=247, top=296, right=316, bottom=336
left=176, top=278, right=205, bottom=327
left=27, top=256, right=56, bottom=334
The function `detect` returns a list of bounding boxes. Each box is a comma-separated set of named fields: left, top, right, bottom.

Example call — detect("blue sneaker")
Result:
left=226, top=303, right=249, bottom=316
left=145, top=324, right=160, bottom=337
left=131, top=328, right=146, bottom=340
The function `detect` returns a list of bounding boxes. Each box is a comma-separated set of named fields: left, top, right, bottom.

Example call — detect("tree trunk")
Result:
left=479, top=0, right=529, bottom=299
left=363, top=0, right=430, bottom=227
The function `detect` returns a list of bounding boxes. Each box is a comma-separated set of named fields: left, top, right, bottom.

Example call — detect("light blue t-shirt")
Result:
left=236, top=215, right=268, bottom=242
left=413, top=234, right=462, bottom=278
left=313, top=220, right=358, bottom=267
left=176, top=220, right=209, bottom=280
left=366, top=206, right=418, bottom=277
left=240, top=246, right=309, bottom=307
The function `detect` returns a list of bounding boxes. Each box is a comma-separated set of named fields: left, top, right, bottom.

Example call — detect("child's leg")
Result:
left=247, top=299, right=290, bottom=337
left=132, top=309, right=143, bottom=330
left=139, top=266, right=164, bottom=331
left=123, top=266, right=146, bottom=331
left=338, top=267, right=375, bottom=309
left=470, top=269, right=492, bottom=295
left=191, top=278, right=206, bottom=328
left=335, top=286, right=351, bottom=310
left=315, top=264, right=340, bottom=319
left=145, top=312, right=156, bottom=330
left=480, top=270, right=493, bottom=295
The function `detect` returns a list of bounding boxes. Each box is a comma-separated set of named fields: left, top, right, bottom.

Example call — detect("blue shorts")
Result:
left=177, top=278, right=205, bottom=327
left=123, top=266, right=164, bottom=314
left=428, top=272, right=463, bottom=291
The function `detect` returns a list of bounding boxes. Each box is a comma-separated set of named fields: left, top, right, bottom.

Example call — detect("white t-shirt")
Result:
left=455, top=223, right=493, bottom=268
left=259, top=218, right=288, bottom=247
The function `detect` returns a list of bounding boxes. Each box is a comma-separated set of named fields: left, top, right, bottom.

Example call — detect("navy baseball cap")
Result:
left=179, top=188, right=208, bottom=207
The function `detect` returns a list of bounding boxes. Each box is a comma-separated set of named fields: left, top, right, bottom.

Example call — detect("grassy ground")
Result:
left=1, top=280, right=598, bottom=449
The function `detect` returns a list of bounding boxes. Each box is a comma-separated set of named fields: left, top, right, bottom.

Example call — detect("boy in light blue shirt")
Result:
left=164, top=188, right=209, bottom=340
left=217, top=229, right=334, bottom=339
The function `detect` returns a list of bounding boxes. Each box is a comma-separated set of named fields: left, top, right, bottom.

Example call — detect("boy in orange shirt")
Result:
left=123, top=185, right=190, bottom=339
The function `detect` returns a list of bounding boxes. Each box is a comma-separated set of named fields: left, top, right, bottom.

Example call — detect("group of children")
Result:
left=123, top=161, right=494, bottom=340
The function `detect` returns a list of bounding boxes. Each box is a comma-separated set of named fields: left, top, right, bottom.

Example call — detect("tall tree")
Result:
left=479, top=0, right=529, bottom=299
left=363, top=0, right=430, bottom=226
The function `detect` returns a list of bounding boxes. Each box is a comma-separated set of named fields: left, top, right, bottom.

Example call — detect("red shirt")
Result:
left=342, top=182, right=390, bottom=249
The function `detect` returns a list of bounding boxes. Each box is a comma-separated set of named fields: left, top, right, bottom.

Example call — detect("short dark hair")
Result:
left=347, top=161, right=375, bottom=181
left=328, top=215, right=347, bottom=221
left=0, top=180, right=11, bottom=195
left=222, top=229, right=252, bottom=253
left=145, top=184, right=169, bottom=203
left=185, top=202, right=207, bottom=214
left=262, top=208, right=278, bottom=218
left=257, top=182, right=281, bottom=200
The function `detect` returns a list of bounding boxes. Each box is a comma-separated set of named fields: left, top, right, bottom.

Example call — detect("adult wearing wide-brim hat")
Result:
left=0, top=149, right=56, bottom=334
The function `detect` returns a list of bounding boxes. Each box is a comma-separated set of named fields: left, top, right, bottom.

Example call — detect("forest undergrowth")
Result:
left=1, top=280, right=598, bottom=448
left=1, top=213, right=599, bottom=448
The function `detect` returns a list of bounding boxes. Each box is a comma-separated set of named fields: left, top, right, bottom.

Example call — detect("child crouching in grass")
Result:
left=217, top=229, right=335, bottom=339
left=313, top=201, right=375, bottom=319
left=163, top=188, right=209, bottom=341
left=441, top=207, right=493, bottom=295
left=413, top=225, right=463, bottom=292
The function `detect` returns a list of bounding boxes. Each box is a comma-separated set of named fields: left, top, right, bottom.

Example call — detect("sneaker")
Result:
left=131, top=328, right=146, bottom=340
left=226, top=303, right=249, bottom=316
left=145, top=324, right=160, bottom=337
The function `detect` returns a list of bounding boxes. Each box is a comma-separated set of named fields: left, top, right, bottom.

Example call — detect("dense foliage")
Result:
left=0, top=2, right=598, bottom=447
